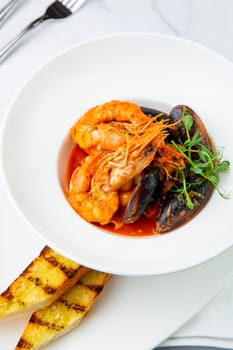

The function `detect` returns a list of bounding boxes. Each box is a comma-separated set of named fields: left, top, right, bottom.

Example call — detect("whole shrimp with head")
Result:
left=68, top=100, right=176, bottom=226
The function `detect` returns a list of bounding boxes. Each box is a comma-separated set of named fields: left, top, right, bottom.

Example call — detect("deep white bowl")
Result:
left=0, top=33, right=232, bottom=276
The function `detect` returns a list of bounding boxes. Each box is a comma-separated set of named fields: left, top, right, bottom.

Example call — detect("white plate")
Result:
left=0, top=187, right=233, bottom=350
left=0, top=33, right=233, bottom=276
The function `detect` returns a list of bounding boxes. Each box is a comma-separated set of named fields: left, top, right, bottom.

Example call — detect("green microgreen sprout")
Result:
left=170, top=108, right=230, bottom=209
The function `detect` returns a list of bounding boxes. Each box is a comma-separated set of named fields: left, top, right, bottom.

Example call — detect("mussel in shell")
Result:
left=156, top=180, right=213, bottom=233
left=169, top=104, right=212, bottom=147
left=122, top=167, right=165, bottom=224
left=123, top=104, right=217, bottom=234
left=140, top=106, right=169, bottom=120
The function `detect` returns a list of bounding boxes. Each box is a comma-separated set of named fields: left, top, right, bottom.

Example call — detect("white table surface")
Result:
left=1, top=0, right=233, bottom=117
left=0, top=1, right=233, bottom=349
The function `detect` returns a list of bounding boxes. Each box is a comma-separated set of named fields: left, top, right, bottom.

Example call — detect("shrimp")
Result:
left=70, top=100, right=159, bottom=153
left=68, top=100, right=177, bottom=225
left=69, top=151, right=104, bottom=193
left=68, top=188, right=119, bottom=226
left=69, top=151, right=119, bottom=225
left=68, top=127, right=166, bottom=225
left=94, top=131, right=166, bottom=192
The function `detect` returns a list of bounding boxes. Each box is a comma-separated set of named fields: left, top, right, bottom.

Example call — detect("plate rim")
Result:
left=0, top=31, right=233, bottom=276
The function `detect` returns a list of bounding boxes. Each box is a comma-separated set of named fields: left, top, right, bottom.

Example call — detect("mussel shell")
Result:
left=140, top=106, right=169, bottom=121
left=122, top=167, right=164, bottom=224
left=169, top=105, right=211, bottom=147
left=169, top=105, right=187, bottom=140
left=156, top=180, right=213, bottom=233
left=140, top=104, right=214, bottom=233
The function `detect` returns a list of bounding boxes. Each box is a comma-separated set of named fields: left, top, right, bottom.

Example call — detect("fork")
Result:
left=0, top=0, right=24, bottom=27
left=0, top=0, right=86, bottom=63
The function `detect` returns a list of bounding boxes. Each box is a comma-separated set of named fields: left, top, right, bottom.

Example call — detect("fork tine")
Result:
left=67, top=0, right=80, bottom=7
left=60, top=0, right=86, bottom=12
left=71, top=0, right=87, bottom=11
left=0, top=0, right=87, bottom=62
left=60, top=0, right=71, bottom=6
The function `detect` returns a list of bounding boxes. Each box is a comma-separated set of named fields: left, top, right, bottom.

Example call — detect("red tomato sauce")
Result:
left=102, top=206, right=159, bottom=237
left=66, top=144, right=158, bottom=237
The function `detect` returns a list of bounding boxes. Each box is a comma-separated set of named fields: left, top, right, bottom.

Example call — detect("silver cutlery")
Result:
left=156, top=347, right=227, bottom=350
left=0, top=0, right=23, bottom=26
left=0, top=0, right=86, bottom=63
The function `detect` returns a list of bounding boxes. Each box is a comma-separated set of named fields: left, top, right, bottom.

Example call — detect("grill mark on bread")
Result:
left=17, top=339, right=32, bottom=349
left=24, top=246, right=81, bottom=295
left=30, top=314, right=64, bottom=331
left=27, top=276, right=57, bottom=295
left=2, top=289, right=14, bottom=301
left=43, top=251, right=78, bottom=278
left=15, top=271, right=111, bottom=350
left=80, top=283, right=104, bottom=293
left=42, top=246, right=81, bottom=279
left=60, top=298, right=86, bottom=312
left=0, top=246, right=88, bottom=318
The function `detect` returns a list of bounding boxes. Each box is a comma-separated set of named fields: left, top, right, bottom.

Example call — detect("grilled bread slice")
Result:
left=0, top=246, right=88, bottom=318
left=15, top=270, right=111, bottom=350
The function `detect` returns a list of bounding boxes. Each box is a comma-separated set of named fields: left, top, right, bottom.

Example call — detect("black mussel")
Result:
left=140, top=106, right=169, bottom=121
left=169, top=105, right=211, bottom=147
left=169, top=105, right=187, bottom=140
left=156, top=180, right=213, bottom=233
left=122, top=167, right=165, bottom=224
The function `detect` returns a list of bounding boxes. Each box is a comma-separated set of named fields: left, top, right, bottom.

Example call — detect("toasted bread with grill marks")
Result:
left=15, top=270, right=111, bottom=350
left=0, top=246, right=88, bottom=318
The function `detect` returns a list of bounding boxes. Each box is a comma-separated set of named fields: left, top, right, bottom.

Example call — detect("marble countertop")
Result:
left=0, top=0, right=233, bottom=116
left=0, top=1, right=233, bottom=349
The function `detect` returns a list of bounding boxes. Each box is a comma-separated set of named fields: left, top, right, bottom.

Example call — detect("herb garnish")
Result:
left=170, top=109, right=230, bottom=209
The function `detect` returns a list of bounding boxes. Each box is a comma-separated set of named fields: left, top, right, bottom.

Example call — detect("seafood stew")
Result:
left=66, top=100, right=230, bottom=237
